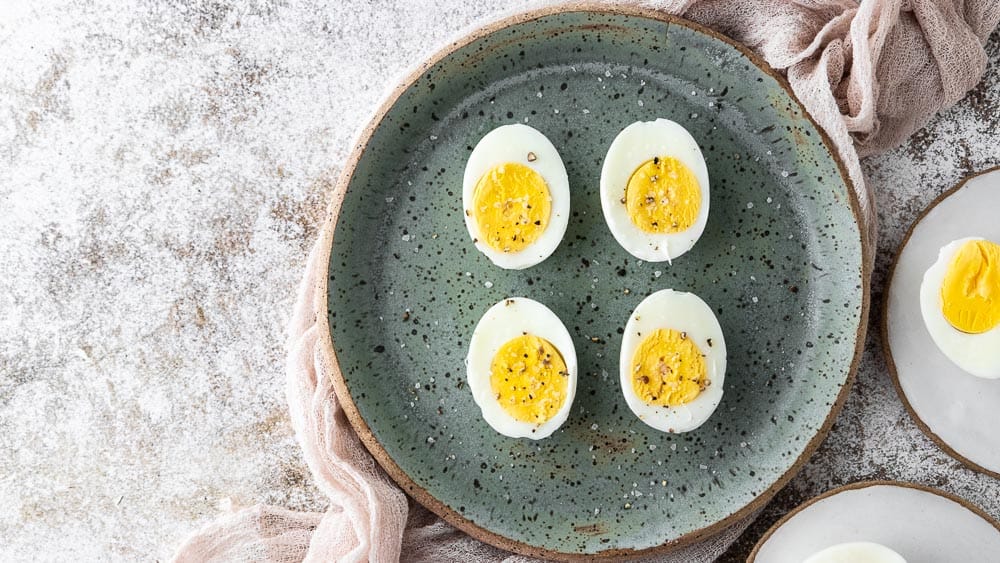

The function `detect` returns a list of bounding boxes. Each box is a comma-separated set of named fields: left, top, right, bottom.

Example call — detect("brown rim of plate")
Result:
left=881, top=165, right=1000, bottom=481
left=746, top=479, right=1000, bottom=561
left=318, top=2, right=872, bottom=560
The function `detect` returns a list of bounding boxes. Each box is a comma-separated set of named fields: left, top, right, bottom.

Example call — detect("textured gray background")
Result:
left=1, top=1, right=997, bottom=561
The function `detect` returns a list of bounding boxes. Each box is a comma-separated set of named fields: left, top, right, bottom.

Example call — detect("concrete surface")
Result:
left=1, top=1, right=997, bottom=561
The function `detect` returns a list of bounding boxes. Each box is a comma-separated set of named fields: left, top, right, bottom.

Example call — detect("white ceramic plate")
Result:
left=750, top=481, right=1000, bottom=562
left=883, top=167, right=1000, bottom=478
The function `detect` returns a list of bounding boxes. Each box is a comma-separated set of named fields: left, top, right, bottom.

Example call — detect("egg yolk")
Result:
left=940, top=239, right=1000, bottom=334
left=489, top=334, right=568, bottom=424
left=472, top=162, right=551, bottom=253
left=630, top=328, right=706, bottom=407
left=624, top=156, right=701, bottom=233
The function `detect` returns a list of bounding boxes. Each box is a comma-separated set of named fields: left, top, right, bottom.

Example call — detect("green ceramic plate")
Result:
left=327, top=4, right=867, bottom=559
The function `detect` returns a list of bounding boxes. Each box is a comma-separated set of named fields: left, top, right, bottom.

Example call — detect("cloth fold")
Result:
left=173, top=2, right=999, bottom=561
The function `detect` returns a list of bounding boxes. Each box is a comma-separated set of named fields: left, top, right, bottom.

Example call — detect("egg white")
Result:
left=462, top=124, right=570, bottom=270
left=600, top=118, right=710, bottom=263
left=804, top=542, right=907, bottom=563
left=619, top=289, right=726, bottom=433
left=920, top=236, right=1000, bottom=379
left=466, top=297, right=578, bottom=439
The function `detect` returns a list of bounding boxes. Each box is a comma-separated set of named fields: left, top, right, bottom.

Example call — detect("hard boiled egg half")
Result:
left=466, top=297, right=577, bottom=439
left=600, top=118, right=710, bottom=262
left=804, top=542, right=907, bottom=563
left=619, top=289, right=726, bottom=433
left=920, top=237, right=1000, bottom=378
left=463, top=124, right=570, bottom=269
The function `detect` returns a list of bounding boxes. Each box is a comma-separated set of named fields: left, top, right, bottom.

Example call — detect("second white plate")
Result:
left=750, top=481, right=1000, bottom=562
left=884, top=167, right=1000, bottom=477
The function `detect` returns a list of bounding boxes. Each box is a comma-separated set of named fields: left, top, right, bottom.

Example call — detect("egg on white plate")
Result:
left=619, top=289, right=726, bottom=433
left=463, top=124, right=570, bottom=269
left=803, top=542, right=907, bottom=563
left=466, top=297, right=577, bottom=439
left=600, top=118, right=710, bottom=263
left=919, top=237, right=1000, bottom=378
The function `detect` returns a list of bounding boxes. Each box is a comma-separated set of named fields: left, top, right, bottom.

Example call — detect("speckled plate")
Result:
left=884, top=166, right=1000, bottom=479
left=749, top=481, right=1000, bottom=562
left=326, top=4, right=867, bottom=559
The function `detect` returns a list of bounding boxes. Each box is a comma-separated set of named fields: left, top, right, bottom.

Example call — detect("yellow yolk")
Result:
left=624, top=156, right=701, bottom=233
left=472, top=163, right=551, bottom=253
left=489, top=334, right=568, bottom=423
left=630, top=328, right=706, bottom=407
left=940, top=239, right=1000, bottom=334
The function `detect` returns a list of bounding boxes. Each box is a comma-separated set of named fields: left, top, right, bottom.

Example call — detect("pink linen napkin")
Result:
left=173, top=1, right=1000, bottom=561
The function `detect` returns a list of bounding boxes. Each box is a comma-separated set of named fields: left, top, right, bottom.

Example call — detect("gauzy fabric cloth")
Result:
left=172, top=1, right=1000, bottom=561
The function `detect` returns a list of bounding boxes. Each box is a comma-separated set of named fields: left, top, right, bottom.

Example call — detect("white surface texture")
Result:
left=2, top=1, right=1000, bottom=561
left=754, top=484, right=1000, bottom=563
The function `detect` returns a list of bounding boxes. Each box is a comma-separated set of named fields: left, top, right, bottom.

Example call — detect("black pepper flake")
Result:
left=707, top=338, right=713, bottom=347
left=653, top=156, right=660, bottom=165
left=373, top=345, right=385, bottom=353
left=402, top=311, right=410, bottom=321
left=527, top=151, right=537, bottom=162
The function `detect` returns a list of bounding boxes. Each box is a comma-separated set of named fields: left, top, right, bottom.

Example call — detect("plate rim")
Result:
left=881, top=165, right=1000, bottom=481
left=747, top=479, right=1000, bottom=561
left=321, top=2, right=872, bottom=559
